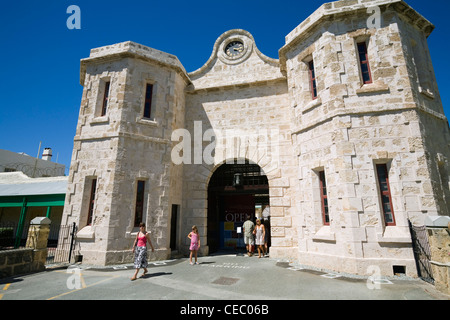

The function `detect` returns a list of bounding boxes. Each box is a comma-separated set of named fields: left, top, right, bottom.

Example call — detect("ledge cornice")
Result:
left=79, top=41, right=191, bottom=86
left=279, top=0, right=435, bottom=73
left=188, top=29, right=280, bottom=80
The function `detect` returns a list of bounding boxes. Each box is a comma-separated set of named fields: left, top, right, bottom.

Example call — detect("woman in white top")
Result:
left=254, top=219, right=265, bottom=258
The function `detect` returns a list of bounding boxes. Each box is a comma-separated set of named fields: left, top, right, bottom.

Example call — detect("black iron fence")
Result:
left=46, top=223, right=78, bottom=264
left=0, top=221, right=28, bottom=249
left=409, top=221, right=434, bottom=284
left=0, top=222, right=15, bottom=249
left=0, top=221, right=64, bottom=249
left=0, top=221, right=78, bottom=264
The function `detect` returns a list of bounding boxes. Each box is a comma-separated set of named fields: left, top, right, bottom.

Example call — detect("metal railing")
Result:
left=0, top=221, right=17, bottom=250
left=409, top=221, right=434, bottom=284
left=0, top=221, right=78, bottom=264
left=0, top=221, right=65, bottom=250
left=46, top=223, right=78, bottom=264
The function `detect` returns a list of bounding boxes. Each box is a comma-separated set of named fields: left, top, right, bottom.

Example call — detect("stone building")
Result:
left=0, top=148, right=65, bottom=178
left=62, top=0, right=450, bottom=277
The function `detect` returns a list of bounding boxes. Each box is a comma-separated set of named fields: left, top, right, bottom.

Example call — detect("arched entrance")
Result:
left=207, top=159, right=270, bottom=253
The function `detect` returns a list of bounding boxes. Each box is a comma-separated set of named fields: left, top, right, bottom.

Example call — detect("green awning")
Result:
left=0, top=194, right=65, bottom=208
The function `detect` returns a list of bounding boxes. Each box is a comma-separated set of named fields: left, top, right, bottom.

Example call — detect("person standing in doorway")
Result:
left=263, top=218, right=270, bottom=257
left=131, top=222, right=155, bottom=281
left=262, top=205, right=270, bottom=257
left=254, top=219, right=266, bottom=258
left=188, top=225, right=200, bottom=265
left=243, top=215, right=255, bottom=257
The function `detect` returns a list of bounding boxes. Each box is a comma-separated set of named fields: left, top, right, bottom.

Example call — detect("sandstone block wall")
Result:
left=63, top=43, right=188, bottom=265
left=428, top=226, right=450, bottom=295
left=279, top=0, right=449, bottom=276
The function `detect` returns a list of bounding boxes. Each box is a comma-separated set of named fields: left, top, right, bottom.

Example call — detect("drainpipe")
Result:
left=46, top=207, right=52, bottom=219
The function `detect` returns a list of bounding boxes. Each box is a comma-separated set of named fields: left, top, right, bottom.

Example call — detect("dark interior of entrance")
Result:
left=207, top=160, right=270, bottom=253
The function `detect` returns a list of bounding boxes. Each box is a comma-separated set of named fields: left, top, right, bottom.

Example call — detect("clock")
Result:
left=225, top=41, right=244, bottom=57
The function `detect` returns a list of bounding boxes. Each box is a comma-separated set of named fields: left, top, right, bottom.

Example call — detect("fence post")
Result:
left=68, top=222, right=76, bottom=263
left=425, top=216, right=450, bottom=295
left=26, top=217, right=51, bottom=272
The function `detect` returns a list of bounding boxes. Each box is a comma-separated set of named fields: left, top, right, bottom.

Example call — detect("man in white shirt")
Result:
left=243, top=215, right=255, bottom=256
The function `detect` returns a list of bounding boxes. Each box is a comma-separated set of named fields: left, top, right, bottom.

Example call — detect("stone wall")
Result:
left=278, top=0, right=449, bottom=276
left=0, top=217, right=50, bottom=278
left=63, top=42, right=189, bottom=265
left=183, top=29, right=298, bottom=257
left=426, top=218, right=450, bottom=295
left=0, top=249, right=37, bottom=278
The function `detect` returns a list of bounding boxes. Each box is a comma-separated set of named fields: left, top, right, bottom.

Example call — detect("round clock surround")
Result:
left=217, top=33, right=253, bottom=65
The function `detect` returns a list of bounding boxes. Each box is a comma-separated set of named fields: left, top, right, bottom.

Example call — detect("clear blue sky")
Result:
left=1, top=0, right=449, bottom=175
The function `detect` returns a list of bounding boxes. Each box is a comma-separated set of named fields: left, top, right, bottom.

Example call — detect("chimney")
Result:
left=42, top=148, right=52, bottom=161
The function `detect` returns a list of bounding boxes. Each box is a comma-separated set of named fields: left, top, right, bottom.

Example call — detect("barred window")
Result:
left=357, top=42, right=372, bottom=84
left=376, top=164, right=395, bottom=226
left=318, top=170, right=329, bottom=225
left=143, top=83, right=154, bottom=119
left=87, top=179, right=97, bottom=226
left=308, top=60, right=317, bottom=100
left=134, top=180, right=146, bottom=227
left=101, top=81, right=110, bottom=116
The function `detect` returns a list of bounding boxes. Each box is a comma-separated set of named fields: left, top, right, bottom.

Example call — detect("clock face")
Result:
left=225, top=41, right=244, bottom=57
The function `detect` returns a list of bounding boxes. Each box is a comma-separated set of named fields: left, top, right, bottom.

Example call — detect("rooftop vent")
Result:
left=42, top=148, right=52, bottom=161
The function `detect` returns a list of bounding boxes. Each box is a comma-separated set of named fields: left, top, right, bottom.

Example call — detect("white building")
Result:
left=61, top=0, right=450, bottom=277
left=0, top=148, right=65, bottom=178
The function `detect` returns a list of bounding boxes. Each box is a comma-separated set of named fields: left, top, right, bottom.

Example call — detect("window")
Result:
left=308, top=60, right=317, bottom=100
left=101, top=81, right=110, bottom=116
left=376, top=164, right=395, bottom=226
left=87, top=179, right=97, bottom=226
left=411, top=39, right=434, bottom=96
left=437, top=157, right=450, bottom=209
left=318, top=170, right=329, bottom=225
left=170, top=204, right=179, bottom=251
left=143, top=83, right=154, bottom=119
left=357, top=42, right=372, bottom=84
left=134, top=180, right=146, bottom=227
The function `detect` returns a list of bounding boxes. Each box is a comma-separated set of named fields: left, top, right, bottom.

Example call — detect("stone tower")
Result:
left=278, top=0, right=450, bottom=275
left=62, top=42, right=188, bottom=264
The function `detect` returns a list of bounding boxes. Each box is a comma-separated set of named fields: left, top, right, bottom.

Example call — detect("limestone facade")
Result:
left=62, top=0, right=450, bottom=277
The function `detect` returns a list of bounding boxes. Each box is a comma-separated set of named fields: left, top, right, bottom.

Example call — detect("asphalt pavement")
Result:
left=1, top=252, right=448, bottom=307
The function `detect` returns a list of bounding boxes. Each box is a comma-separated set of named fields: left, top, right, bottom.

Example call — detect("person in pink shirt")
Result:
left=131, top=222, right=154, bottom=280
left=188, top=225, right=200, bottom=265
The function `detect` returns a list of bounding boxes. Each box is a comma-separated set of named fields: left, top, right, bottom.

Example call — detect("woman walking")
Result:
left=131, top=222, right=154, bottom=280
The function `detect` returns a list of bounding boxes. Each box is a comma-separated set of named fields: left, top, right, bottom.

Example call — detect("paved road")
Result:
left=1, top=253, right=448, bottom=305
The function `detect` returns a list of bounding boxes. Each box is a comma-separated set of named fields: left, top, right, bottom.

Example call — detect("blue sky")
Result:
left=1, top=0, right=449, bottom=175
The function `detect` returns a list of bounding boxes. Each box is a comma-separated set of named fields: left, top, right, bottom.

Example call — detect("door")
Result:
left=170, top=204, right=179, bottom=251
left=207, top=160, right=269, bottom=253
left=220, top=194, right=255, bottom=249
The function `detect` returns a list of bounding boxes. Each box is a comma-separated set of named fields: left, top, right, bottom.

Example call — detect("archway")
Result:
left=207, top=159, right=270, bottom=253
